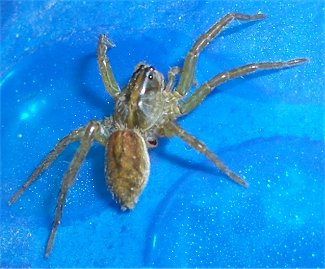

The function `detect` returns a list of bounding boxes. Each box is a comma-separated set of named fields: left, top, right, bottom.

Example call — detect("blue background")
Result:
left=1, top=1, right=324, bottom=267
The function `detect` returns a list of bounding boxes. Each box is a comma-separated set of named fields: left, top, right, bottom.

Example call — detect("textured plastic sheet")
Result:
left=1, top=1, right=324, bottom=267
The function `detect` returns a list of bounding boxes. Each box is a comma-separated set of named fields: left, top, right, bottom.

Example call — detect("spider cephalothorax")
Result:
left=114, top=64, right=165, bottom=131
left=9, top=13, right=307, bottom=257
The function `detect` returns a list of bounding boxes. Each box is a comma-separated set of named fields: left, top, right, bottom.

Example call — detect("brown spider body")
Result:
left=8, top=13, right=307, bottom=257
left=107, top=64, right=166, bottom=209
left=106, top=128, right=149, bottom=210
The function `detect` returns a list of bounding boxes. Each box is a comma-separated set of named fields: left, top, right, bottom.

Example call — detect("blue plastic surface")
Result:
left=1, top=1, right=324, bottom=267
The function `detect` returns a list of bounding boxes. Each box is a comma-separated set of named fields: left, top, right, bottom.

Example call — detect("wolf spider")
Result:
left=9, top=13, right=307, bottom=257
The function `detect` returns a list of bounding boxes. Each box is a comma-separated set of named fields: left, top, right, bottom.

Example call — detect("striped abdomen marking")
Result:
left=106, top=129, right=150, bottom=210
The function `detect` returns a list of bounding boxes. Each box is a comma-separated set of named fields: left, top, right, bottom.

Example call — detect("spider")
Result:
left=9, top=13, right=307, bottom=257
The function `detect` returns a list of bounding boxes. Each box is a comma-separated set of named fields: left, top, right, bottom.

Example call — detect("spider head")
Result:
left=132, top=63, right=165, bottom=94
left=114, top=63, right=165, bottom=130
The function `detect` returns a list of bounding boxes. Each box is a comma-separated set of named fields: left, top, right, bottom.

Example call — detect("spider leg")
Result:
left=45, top=121, right=100, bottom=257
left=8, top=126, right=87, bottom=206
left=174, top=13, right=266, bottom=97
left=97, top=34, right=120, bottom=99
left=164, top=67, right=181, bottom=93
left=180, top=58, right=308, bottom=114
left=166, top=122, right=248, bottom=187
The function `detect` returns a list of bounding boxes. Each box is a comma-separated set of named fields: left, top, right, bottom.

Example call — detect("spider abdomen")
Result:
left=106, top=128, right=150, bottom=210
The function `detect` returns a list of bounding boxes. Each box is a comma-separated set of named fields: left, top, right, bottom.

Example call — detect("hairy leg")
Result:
left=175, top=13, right=266, bottom=97
left=8, top=126, right=86, bottom=205
left=166, top=122, right=248, bottom=187
left=164, top=67, right=181, bottom=93
left=45, top=121, right=100, bottom=257
left=180, top=58, right=307, bottom=114
left=97, top=34, right=120, bottom=99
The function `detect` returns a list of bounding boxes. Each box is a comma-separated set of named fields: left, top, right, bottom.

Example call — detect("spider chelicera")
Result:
left=9, top=13, right=307, bottom=257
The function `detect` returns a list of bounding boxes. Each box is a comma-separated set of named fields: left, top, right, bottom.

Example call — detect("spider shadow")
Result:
left=208, top=67, right=292, bottom=103
left=86, top=144, right=121, bottom=211
left=167, top=19, right=283, bottom=96
left=143, top=170, right=192, bottom=266
left=156, top=137, right=231, bottom=181
left=197, top=20, right=300, bottom=99
left=74, top=51, right=114, bottom=116
left=143, top=136, right=244, bottom=265
left=41, top=142, right=119, bottom=216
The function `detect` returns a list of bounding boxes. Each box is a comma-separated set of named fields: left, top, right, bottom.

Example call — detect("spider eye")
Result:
left=146, top=66, right=155, bottom=80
